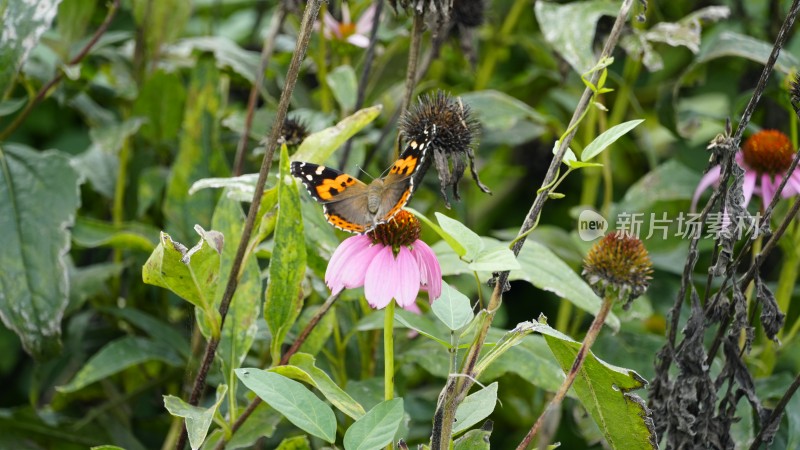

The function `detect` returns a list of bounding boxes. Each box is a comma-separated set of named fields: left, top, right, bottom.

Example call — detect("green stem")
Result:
left=384, top=300, right=396, bottom=450
left=555, top=300, right=573, bottom=333
left=474, top=0, right=527, bottom=90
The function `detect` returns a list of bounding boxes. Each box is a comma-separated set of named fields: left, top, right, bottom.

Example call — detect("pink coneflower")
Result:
left=325, top=210, right=442, bottom=310
left=321, top=3, right=376, bottom=48
left=693, top=130, right=800, bottom=210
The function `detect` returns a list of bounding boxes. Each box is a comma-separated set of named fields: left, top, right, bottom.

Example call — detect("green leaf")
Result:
left=581, top=120, right=644, bottom=162
left=538, top=321, right=657, bottom=449
left=453, top=423, right=492, bottom=450
left=213, top=401, right=281, bottom=450
left=0, top=144, right=81, bottom=359
left=0, top=0, right=60, bottom=96
left=343, top=399, right=404, bottom=450
left=698, top=31, right=800, bottom=74
left=72, top=216, right=159, bottom=251
left=163, top=58, right=229, bottom=244
left=271, top=353, right=366, bottom=420
left=132, top=70, right=187, bottom=142
left=67, top=262, right=125, bottom=314
left=393, top=309, right=451, bottom=347
left=431, top=283, right=474, bottom=331
left=327, top=65, right=357, bottom=113
left=535, top=0, right=620, bottom=74
left=435, top=213, right=482, bottom=260
left=103, top=307, right=190, bottom=359
left=132, top=0, right=190, bottom=57
left=71, top=119, right=145, bottom=198
left=292, top=105, right=382, bottom=163
left=142, top=227, right=223, bottom=335
left=467, top=244, right=520, bottom=272
left=265, top=146, right=306, bottom=362
left=275, top=436, right=311, bottom=450
left=616, top=159, right=701, bottom=214
left=788, top=391, right=800, bottom=449
left=460, top=90, right=547, bottom=131
left=57, top=336, right=181, bottom=393
left=174, top=37, right=261, bottom=86
left=56, top=0, right=98, bottom=48
left=512, top=241, right=620, bottom=331
left=0, top=97, right=26, bottom=117
left=91, top=446, right=126, bottom=450
left=453, top=383, right=498, bottom=435
left=235, top=369, right=337, bottom=443
left=164, top=385, right=227, bottom=450
left=209, top=192, right=261, bottom=384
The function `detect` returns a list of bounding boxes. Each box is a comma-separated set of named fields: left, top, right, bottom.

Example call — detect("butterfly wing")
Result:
left=290, top=161, right=373, bottom=233
left=373, top=134, right=431, bottom=221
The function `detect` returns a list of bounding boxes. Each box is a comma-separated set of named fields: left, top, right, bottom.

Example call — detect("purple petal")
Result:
left=761, top=173, right=776, bottom=209
left=742, top=171, right=756, bottom=206
left=346, top=34, right=370, bottom=48
left=326, top=235, right=379, bottom=293
left=364, top=246, right=397, bottom=309
left=394, top=247, right=421, bottom=309
left=355, top=4, right=377, bottom=34
left=692, top=165, right=722, bottom=211
left=413, top=240, right=442, bottom=301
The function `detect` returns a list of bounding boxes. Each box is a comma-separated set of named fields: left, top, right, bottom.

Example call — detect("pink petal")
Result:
left=761, top=173, right=776, bottom=209
left=347, top=34, right=370, bottom=48
left=692, top=165, right=722, bottom=211
left=355, top=4, right=377, bottom=34
left=323, top=12, right=341, bottom=38
left=402, top=300, right=422, bottom=314
left=341, top=3, right=352, bottom=24
left=413, top=240, right=442, bottom=301
left=326, top=235, right=380, bottom=293
left=788, top=171, right=800, bottom=196
left=364, top=246, right=397, bottom=309
left=393, top=247, right=421, bottom=309
left=742, top=171, right=756, bottom=207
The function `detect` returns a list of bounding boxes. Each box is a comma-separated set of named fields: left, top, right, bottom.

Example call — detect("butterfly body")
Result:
left=291, top=136, right=429, bottom=234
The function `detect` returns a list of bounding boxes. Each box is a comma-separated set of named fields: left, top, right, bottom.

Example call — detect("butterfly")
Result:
left=290, top=134, right=431, bottom=234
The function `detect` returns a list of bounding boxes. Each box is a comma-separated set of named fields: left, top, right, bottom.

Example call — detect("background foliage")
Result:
left=2, top=0, right=800, bottom=448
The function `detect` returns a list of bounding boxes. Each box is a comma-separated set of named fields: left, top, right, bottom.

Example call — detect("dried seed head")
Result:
left=583, top=231, right=653, bottom=308
left=280, top=117, right=310, bottom=147
left=400, top=90, right=490, bottom=207
left=453, top=0, right=485, bottom=27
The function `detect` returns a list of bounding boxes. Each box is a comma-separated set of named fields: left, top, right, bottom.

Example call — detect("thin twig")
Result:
left=233, top=2, right=288, bottom=176
left=213, top=292, right=341, bottom=450
left=0, top=0, right=122, bottom=141
left=174, top=1, right=324, bottom=449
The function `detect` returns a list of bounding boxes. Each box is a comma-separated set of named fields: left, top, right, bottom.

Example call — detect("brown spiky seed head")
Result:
left=582, top=231, right=653, bottom=308
left=281, top=117, right=310, bottom=147
left=742, top=129, right=794, bottom=175
left=369, top=210, right=421, bottom=251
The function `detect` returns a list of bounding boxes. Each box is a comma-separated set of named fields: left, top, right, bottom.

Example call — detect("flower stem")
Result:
left=516, top=293, right=614, bottom=449
left=384, top=299, right=396, bottom=450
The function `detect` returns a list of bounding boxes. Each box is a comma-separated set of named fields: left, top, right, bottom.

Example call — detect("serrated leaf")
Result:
left=0, top=144, right=81, bottom=359
left=164, top=385, right=227, bottom=450
left=535, top=0, right=620, bottom=74
left=435, top=213, right=482, bottom=260
left=327, top=65, right=357, bottom=112
left=581, top=120, right=644, bottom=162
left=343, top=399, right=404, bottom=450
left=163, top=59, right=229, bottom=244
left=58, top=336, right=181, bottom=393
left=453, top=383, right=498, bottom=434
left=142, top=228, right=223, bottom=334
left=538, top=322, right=656, bottom=449
left=0, top=0, right=60, bottom=96
left=431, top=283, right=474, bottom=331
left=236, top=369, right=336, bottom=443
left=512, top=241, right=619, bottom=331
left=292, top=105, right=382, bottom=163
left=271, top=356, right=365, bottom=420
left=265, top=145, right=307, bottom=362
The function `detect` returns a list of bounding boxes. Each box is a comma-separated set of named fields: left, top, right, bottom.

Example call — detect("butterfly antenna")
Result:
left=355, top=165, right=375, bottom=181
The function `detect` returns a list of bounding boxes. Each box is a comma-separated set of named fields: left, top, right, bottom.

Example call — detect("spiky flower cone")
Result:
left=583, top=231, right=653, bottom=308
